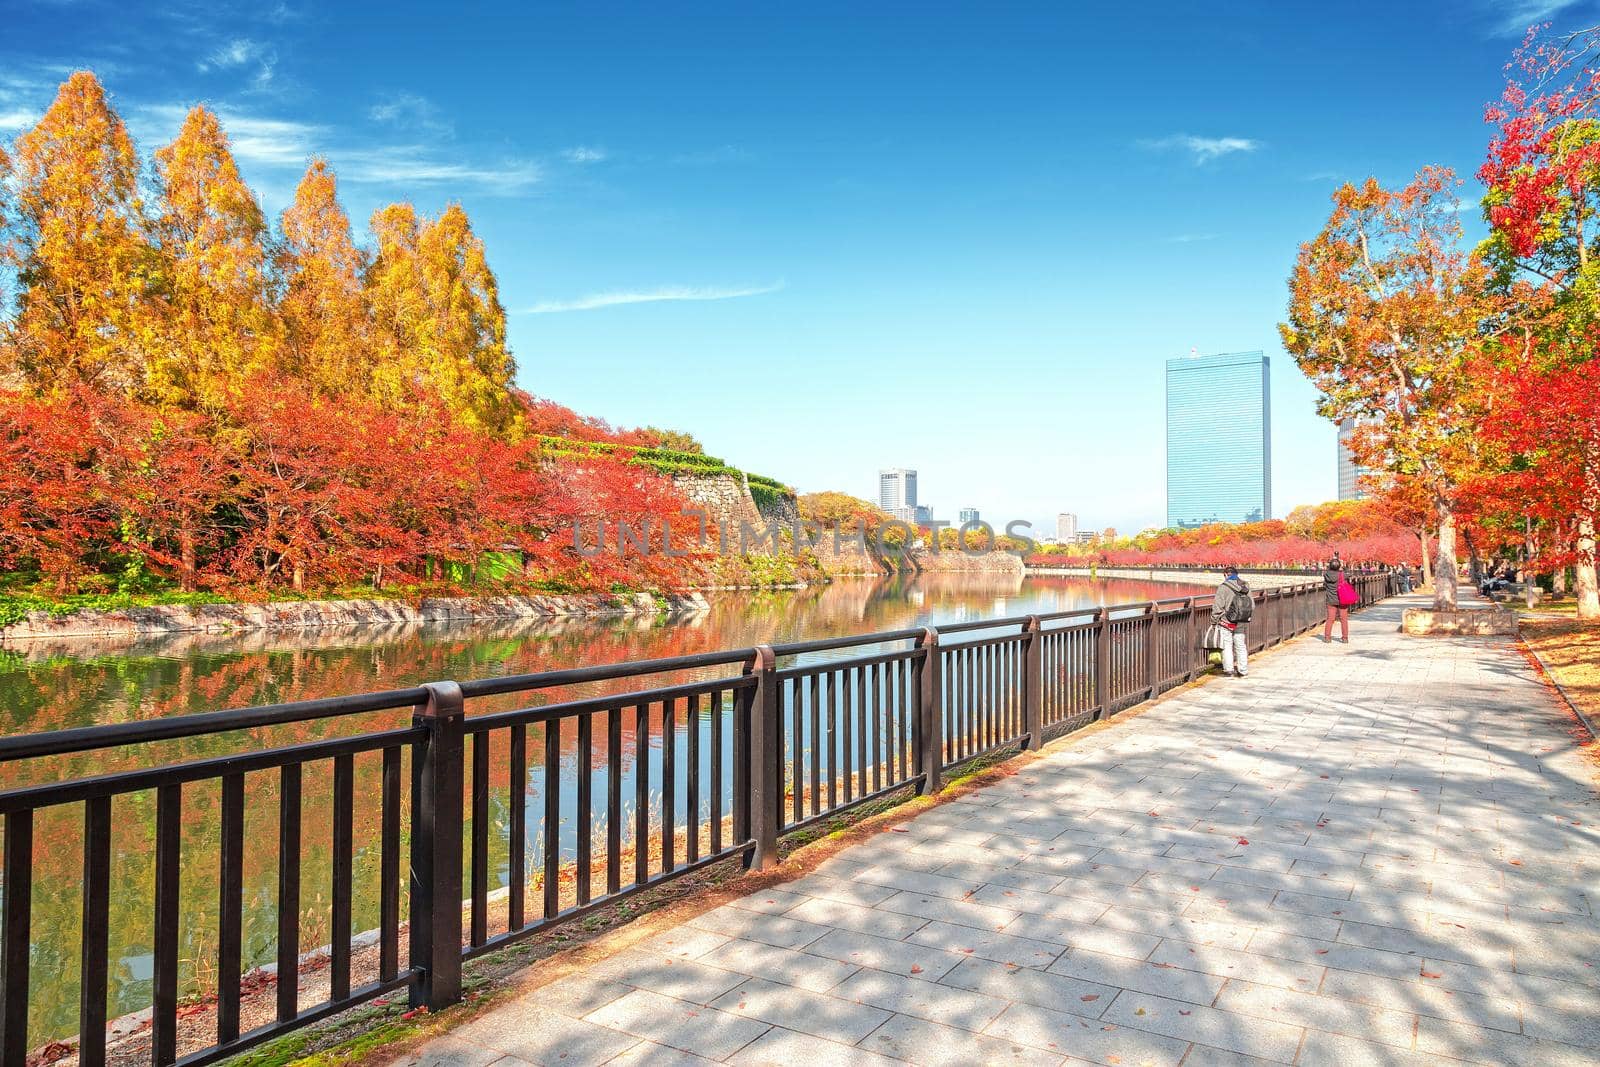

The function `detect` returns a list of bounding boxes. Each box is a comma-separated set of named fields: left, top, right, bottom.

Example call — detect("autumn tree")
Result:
left=278, top=160, right=369, bottom=396
left=0, top=388, right=121, bottom=589
left=366, top=202, right=517, bottom=433
left=1, top=72, right=160, bottom=396
left=103, top=405, right=237, bottom=589
left=366, top=202, right=426, bottom=410
left=1479, top=25, right=1600, bottom=617
left=1280, top=169, right=1499, bottom=610
left=149, top=105, right=277, bottom=410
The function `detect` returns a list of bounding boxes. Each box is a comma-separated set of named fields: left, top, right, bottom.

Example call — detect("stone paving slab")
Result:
left=387, top=593, right=1600, bottom=1067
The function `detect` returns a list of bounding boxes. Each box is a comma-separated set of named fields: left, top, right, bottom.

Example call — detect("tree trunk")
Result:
left=1576, top=515, right=1600, bottom=620
left=1418, top=531, right=1432, bottom=586
left=1554, top=564, right=1569, bottom=597
left=1433, top=508, right=1458, bottom=611
left=179, top=528, right=197, bottom=592
left=1524, top=520, right=1540, bottom=609
left=292, top=562, right=305, bottom=593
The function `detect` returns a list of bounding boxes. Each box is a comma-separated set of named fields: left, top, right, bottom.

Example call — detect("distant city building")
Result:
left=878, top=468, right=917, bottom=513
left=1073, top=531, right=1097, bottom=545
left=959, top=507, right=981, bottom=525
left=1337, top=420, right=1369, bottom=500
left=1056, top=512, right=1078, bottom=542
left=1166, top=350, right=1272, bottom=528
left=886, top=504, right=933, bottom=526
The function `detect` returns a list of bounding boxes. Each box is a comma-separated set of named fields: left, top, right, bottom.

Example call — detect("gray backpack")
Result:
left=1225, top=583, right=1254, bottom=623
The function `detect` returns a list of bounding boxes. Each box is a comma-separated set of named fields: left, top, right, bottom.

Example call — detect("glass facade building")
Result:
left=1165, top=350, right=1271, bottom=528
left=1337, top=419, right=1368, bottom=500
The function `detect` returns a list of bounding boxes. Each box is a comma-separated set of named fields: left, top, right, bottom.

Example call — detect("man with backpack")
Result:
left=1211, top=565, right=1254, bottom=677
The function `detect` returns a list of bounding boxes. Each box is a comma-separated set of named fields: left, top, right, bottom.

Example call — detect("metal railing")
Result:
left=0, top=572, right=1392, bottom=1066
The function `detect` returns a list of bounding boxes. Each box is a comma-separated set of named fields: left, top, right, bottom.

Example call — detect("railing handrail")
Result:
left=0, top=572, right=1396, bottom=1067
left=0, top=583, right=1319, bottom=766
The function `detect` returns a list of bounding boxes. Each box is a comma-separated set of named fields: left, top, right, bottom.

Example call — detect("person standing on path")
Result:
left=1210, top=565, right=1253, bottom=677
left=1323, top=558, right=1355, bottom=643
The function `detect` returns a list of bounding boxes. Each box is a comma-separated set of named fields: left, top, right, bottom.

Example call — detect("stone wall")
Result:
left=0, top=591, right=709, bottom=645
left=912, top=549, right=1025, bottom=576
left=670, top=472, right=800, bottom=552
left=671, top=472, right=763, bottom=530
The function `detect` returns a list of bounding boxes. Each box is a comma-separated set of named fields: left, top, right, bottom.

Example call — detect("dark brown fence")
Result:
left=0, top=572, right=1391, bottom=1066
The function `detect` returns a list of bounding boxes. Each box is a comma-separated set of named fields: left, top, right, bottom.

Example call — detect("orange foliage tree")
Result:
left=1478, top=24, right=1600, bottom=617
left=0, top=71, right=704, bottom=597
left=1279, top=169, right=1500, bottom=610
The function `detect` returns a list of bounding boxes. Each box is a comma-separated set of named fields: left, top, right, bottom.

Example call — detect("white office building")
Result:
left=879, top=468, right=917, bottom=512
left=1056, top=512, right=1078, bottom=542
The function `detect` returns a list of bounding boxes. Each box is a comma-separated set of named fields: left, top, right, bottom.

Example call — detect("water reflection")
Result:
left=0, top=573, right=1206, bottom=1043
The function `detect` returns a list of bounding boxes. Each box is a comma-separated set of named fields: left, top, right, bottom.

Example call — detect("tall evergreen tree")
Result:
left=1, top=72, right=160, bottom=396
left=366, top=201, right=426, bottom=408
left=150, top=105, right=278, bottom=410
left=365, top=201, right=518, bottom=433
left=416, top=204, right=517, bottom=433
left=278, top=159, right=368, bottom=396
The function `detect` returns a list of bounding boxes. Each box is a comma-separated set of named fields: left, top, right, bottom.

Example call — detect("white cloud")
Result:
left=561, top=146, right=607, bottom=164
left=1167, top=232, right=1219, bottom=244
left=1493, top=0, right=1583, bottom=34
left=199, top=38, right=263, bottom=72
left=524, top=282, right=784, bottom=314
left=337, top=147, right=542, bottom=192
left=1141, top=134, right=1261, bottom=164
left=131, top=104, right=537, bottom=195
left=133, top=104, right=321, bottom=168
left=0, top=108, right=38, bottom=133
left=197, top=38, right=277, bottom=91
left=369, top=92, right=452, bottom=135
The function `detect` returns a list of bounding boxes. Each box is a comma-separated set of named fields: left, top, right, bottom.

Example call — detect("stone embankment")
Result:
left=912, top=549, right=1025, bottom=575
left=0, top=591, right=709, bottom=645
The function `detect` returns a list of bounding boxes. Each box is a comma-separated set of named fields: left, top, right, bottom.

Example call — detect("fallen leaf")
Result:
left=1236, top=838, right=1250, bottom=846
left=1134, top=1007, right=1147, bottom=1016
left=1179, top=1009, right=1192, bottom=1016
left=910, top=965, right=923, bottom=974
left=1316, top=949, right=1329, bottom=955
left=1080, top=994, right=1100, bottom=1002
left=1421, top=969, right=1442, bottom=979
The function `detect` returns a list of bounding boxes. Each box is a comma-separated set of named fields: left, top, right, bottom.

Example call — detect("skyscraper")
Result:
left=1165, top=350, right=1271, bottom=528
left=879, top=468, right=917, bottom=512
left=1337, top=420, right=1368, bottom=500
left=1057, top=512, right=1078, bottom=542
left=959, top=507, right=980, bottom=525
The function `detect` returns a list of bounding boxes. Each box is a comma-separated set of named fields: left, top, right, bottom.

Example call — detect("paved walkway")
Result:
left=398, top=594, right=1600, bottom=1067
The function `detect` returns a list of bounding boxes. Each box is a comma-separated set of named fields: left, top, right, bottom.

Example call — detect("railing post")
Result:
left=1184, top=597, right=1198, bottom=682
left=1146, top=602, right=1160, bottom=698
left=410, top=681, right=464, bottom=1012
left=747, top=646, right=781, bottom=871
left=913, top=627, right=943, bottom=794
left=1094, top=608, right=1111, bottom=719
left=1022, top=616, right=1042, bottom=749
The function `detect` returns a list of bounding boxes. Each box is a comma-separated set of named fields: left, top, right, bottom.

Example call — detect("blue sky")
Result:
left=3, top=0, right=1595, bottom=534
